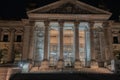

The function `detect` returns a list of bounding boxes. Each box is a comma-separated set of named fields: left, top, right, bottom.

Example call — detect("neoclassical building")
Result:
left=0, top=0, right=120, bottom=76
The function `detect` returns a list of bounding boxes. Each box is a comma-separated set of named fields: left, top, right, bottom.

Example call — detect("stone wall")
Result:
left=0, top=67, right=21, bottom=80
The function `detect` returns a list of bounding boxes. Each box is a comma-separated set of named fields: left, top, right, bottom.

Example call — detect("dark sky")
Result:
left=0, top=0, right=120, bottom=21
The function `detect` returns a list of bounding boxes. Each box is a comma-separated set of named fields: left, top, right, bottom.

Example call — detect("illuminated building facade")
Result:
left=0, top=1, right=120, bottom=79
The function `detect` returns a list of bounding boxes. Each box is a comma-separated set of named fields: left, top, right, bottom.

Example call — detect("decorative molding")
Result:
left=27, top=0, right=111, bottom=15
left=35, top=3, right=94, bottom=14
left=112, top=29, right=120, bottom=34
left=44, top=20, right=50, bottom=27
left=22, top=19, right=30, bottom=26
left=28, top=13, right=111, bottom=21
left=0, top=20, right=23, bottom=27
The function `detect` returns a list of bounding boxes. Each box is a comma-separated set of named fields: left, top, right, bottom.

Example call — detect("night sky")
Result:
left=0, top=0, right=120, bottom=21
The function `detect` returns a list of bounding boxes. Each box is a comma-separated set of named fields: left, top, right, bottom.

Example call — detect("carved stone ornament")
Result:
left=38, top=3, right=94, bottom=14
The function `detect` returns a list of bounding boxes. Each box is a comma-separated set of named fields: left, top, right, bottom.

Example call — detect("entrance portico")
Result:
left=31, top=21, right=104, bottom=70
left=26, top=0, right=112, bottom=71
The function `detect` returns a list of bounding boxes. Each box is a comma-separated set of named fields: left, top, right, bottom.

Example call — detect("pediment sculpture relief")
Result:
left=41, top=3, right=94, bottom=14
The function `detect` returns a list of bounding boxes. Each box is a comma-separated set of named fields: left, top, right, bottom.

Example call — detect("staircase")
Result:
left=30, top=66, right=113, bottom=74
left=77, top=68, right=113, bottom=74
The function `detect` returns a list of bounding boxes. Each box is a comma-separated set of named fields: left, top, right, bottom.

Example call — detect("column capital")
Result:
left=58, top=20, right=64, bottom=27
left=29, top=21, right=35, bottom=26
left=89, top=22, right=94, bottom=29
left=44, top=20, right=50, bottom=27
left=89, top=22, right=94, bottom=25
left=10, top=28, right=16, bottom=32
left=102, top=22, right=111, bottom=30
left=22, top=19, right=30, bottom=26
left=74, top=21, right=80, bottom=27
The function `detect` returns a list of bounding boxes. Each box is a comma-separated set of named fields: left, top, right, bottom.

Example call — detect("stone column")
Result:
left=93, top=22, right=107, bottom=67
left=74, top=21, right=81, bottom=69
left=22, top=26, right=31, bottom=61
left=57, top=21, right=64, bottom=69
left=43, top=21, right=49, bottom=60
left=107, top=22, right=114, bottom=60
left=99, top=29, right=106, bottom=67
left=89, top=22, right=98, bottom=68
left=40, top=21, right=49, bottom=71
left=89, top=23, right=95, bottom=60
left=0, top=28, right=2, bottom=42
left=85, top=29, right=91, bottom=68
left=103, top=22, right=113, bottom=62
left=28, top=21, right=35, bottom=61
left=8, top=28, right=15, bottom=63
left=103, top=25, right=110, bottom=61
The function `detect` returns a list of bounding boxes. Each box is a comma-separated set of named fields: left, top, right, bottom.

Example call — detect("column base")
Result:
left=104, top=62, right=108, bottom=67
left=111, top=59, right=115, bottom=72
left=74, top=60, right=82, bottom=69
left=85, top=61, right=91, bottom=68
left=90, top=60, right=99, bottom=69
left=57, top=59, right=64, bottom=69
left=39, top=59, right=49, bottom=71
left=98, top=61, right=105, bottom=67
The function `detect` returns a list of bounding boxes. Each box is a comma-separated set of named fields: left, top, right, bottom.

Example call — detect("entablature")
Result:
left=0, top=20, right=24, bottom=28
left=28, top=13, right=111, bottom=21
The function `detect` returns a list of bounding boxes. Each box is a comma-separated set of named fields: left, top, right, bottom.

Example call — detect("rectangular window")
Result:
left=3, top=35, right=8, bottom=42
left=113, top=36, right=118, bottom=44
left=16, top=35, right=22, bottom=42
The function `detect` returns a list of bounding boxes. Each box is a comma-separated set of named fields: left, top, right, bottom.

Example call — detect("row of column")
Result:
left=40, top=21, right=84, bottom=69
left=27, top=21, right=113, bottom=70
left=42, top=21, right=80, bottom=61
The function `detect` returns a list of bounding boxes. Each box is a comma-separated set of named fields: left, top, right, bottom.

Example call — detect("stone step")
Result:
left=30, top=67, right=113, bottom=74
left=77, top=68, right=113, bottom=74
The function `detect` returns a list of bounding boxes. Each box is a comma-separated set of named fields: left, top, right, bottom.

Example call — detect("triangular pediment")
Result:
left=40, top=3, right=93, bottom=14
left=27, top=0, right=111, bottom=15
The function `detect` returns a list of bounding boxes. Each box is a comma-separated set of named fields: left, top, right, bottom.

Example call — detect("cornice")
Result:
left=28, top=13, right=111, bottom=21
left=0, top=20, right=23, bottom=27
left=27, top=0, right=112, bottom=15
